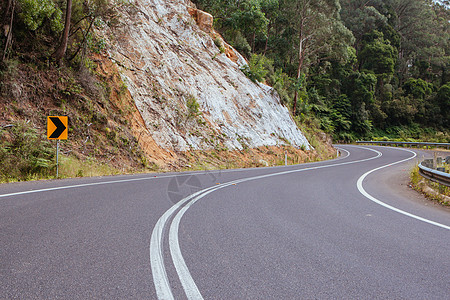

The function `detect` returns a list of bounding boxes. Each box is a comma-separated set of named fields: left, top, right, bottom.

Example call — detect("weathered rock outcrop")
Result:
left=187, top=7, right=213, bottom=33
left=99, top=0, right=310, bottom=151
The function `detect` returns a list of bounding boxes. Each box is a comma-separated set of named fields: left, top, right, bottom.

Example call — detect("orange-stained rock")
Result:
left=187, top=8, right=213, bottom=33
left=196, top=10, right=213, bottom=33
left=225, top=45, right=238, bottom=63
left=187, top=7, right=197, bottom=19
left=210, top=32, right=238, bottom=63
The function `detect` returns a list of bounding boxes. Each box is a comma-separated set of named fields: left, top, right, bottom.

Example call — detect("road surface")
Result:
left=1, top=145, right=449, bottom=299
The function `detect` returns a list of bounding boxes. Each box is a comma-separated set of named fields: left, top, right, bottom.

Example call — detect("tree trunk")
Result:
left=263, top=37, right=268, bottom=56
left=263, top=32, right=269, bottom=56
left=2, top=0, right=15, bottom=61
left=69, top=16, right=95, bottom=61
left=293, top=27, right=305, bottom=115
left=3, top=0, right=12, bottom=24
left=54, top=0, right=72, bottom=64
left=251, top=32, right=256, bottom=53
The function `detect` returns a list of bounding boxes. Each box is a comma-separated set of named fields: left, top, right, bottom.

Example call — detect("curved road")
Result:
left=1, top=145, right=449, bottom=299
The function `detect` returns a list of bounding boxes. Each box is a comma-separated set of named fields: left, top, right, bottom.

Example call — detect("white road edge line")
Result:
left=156, top=146, right=383, bottom=300
left=355, top=146, right=450, bottom=230
left=0, top=173, right=207, bottom=199
left=0, top=168, right=269, bottom=199
left=0, top=146, right=352, bottom=200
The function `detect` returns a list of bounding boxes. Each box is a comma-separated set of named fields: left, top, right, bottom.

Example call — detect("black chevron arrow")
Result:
left=49, top=117, right=67, bottom=139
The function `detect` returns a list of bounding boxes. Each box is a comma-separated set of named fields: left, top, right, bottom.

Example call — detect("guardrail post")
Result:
left=439, top=184, right=444, bottom=194
left=433, top=152, right=437, bottom=169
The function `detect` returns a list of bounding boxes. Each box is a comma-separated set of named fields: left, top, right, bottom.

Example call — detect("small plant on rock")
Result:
left=186, top=95, right=201, bottom=119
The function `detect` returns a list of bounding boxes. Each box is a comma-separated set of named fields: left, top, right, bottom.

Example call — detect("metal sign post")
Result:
left=56, top=140, right=60, bottom=178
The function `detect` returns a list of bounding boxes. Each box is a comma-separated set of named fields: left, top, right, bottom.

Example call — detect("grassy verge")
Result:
left=410, top=165, right=450, bottom=206
left=0, top=121, right=150, bottom=183
left=0, top=122, right=55, bottom=182
left=58, top=155, right=122, bottom=178
left=180, top=144, right=333, bottom=172
left=295, top=116, right=336, bottom=161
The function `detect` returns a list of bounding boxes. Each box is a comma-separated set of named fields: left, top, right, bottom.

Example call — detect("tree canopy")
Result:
left=194, top=0, right=450, bottom=141
left=1, top=0, right=448, bottom=142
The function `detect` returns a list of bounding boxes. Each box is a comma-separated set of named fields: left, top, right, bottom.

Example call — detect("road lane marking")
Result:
left=168, top=179, right=249, bottom=300
left=356, top=146, right=450, bottom=230
left=0, top=174, right=206, bottom=199
left=150, top=214, right=174, bottom=300
left=155, top=146, right=383, bottom=299
left=0, top=147, right=349, bottom=200
left=150, top=187, right=219, bottom=300
left=0, top=146, right=352, bottom=200
left=0, top=168, right=267, bottom=199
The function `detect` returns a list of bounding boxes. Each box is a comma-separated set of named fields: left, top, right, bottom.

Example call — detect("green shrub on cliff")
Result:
left=0, top=122, right=55, bottom=182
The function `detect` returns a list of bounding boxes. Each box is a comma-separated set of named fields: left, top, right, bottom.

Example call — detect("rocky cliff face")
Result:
left=98, top=0, right=310, bottom=152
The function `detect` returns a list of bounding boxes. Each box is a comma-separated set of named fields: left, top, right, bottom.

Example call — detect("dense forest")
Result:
left=1, top=0, right=449, bottom=142
left=194, top=0, right=450, bottom=141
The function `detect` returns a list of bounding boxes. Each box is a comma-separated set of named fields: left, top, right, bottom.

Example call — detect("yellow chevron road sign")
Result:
left=47, top=116, right=68, bottom=140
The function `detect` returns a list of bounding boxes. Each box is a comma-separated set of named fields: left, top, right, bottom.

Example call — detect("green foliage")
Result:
left=3, top=0, right=112, bottom=64
left=230, top=0, right=269, bottom=40
left=346, top=71, right=377, bottom=105
left=213, top=37, right=226, bottom=53
left=436, top=83, right=450, bottom=124
left=403, top=78, right=434, bottom=100
left=191, top=0, right=449, bottom=140
left=0, top=122, right=55, bottom=182
left=227, top=31, right=252, bottom=58
left=384, top=96, right=418, bottom=125
left=340, top=0, right=388, bottom=49
left=436, top=83, right=450, bottom=107
left=330, top=95, right=352, bottom=133
left=186, top=95, right=201, bottom=118
left=359, top=31, right=397, bottom=77
left=240, top=54, right=272, bottom=83
left=371, top=125, right=450, bottom=143
left=17, top=0, right=63, bottom=32
left=270, top=68, right=293, bottom=106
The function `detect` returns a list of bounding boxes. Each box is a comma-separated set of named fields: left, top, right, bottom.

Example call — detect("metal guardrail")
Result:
left=356, top=141, right=450, bottom=149
left=418, top=162, right=450, bottom=187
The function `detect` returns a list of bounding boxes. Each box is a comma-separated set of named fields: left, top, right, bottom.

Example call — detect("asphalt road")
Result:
left=1, top=145, right=449, bottom=299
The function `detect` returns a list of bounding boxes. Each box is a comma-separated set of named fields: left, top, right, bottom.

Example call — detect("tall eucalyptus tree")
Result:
left=280, top=0, right=353, bottom=113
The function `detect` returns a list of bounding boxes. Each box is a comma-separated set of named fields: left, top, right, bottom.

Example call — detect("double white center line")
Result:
left=150, top=147, right=382, bottom=299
